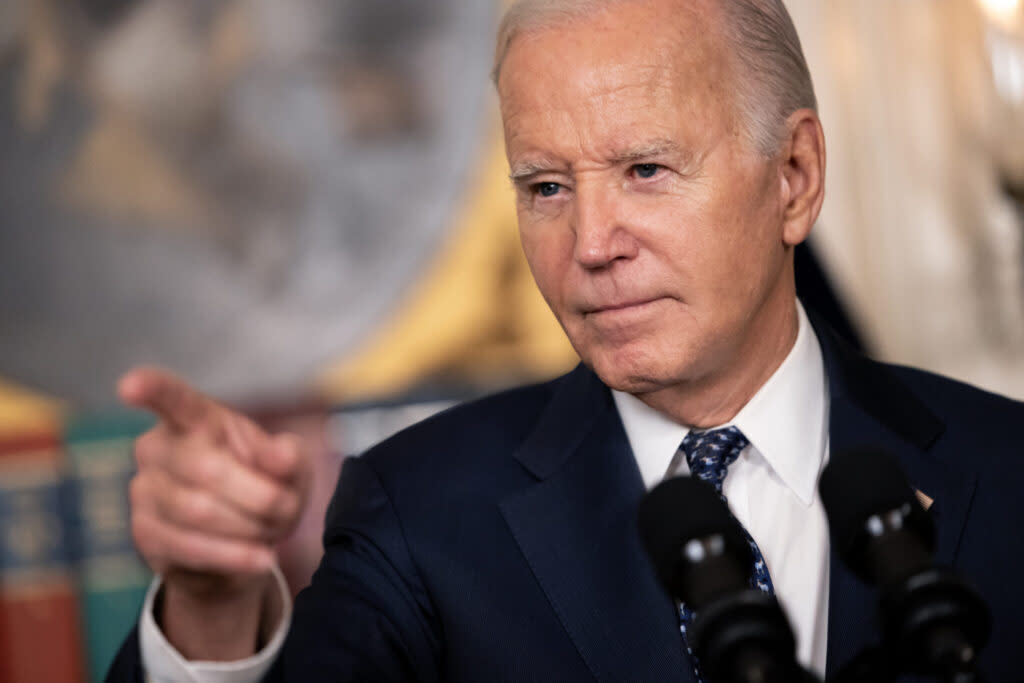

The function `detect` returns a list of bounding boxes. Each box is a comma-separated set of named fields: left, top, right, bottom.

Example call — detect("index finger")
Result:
left=118, top=366, right=212, bottom=432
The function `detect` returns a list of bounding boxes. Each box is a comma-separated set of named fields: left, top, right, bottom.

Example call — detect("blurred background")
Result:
left=0, top=0, right=1022, bottom=680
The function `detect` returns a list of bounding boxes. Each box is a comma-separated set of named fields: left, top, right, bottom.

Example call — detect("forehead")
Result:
left=497, top=0, right=736, bottom=159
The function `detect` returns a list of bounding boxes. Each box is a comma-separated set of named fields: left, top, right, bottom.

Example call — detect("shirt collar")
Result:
left=612, top=302, right=828, bottom=505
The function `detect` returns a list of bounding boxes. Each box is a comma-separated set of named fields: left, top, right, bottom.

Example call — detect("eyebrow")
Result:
left=508, top=139, right=684, bottom=184
left=609, top=138, right=682, bottom=164
left=508, top=160, right=560, bottom=184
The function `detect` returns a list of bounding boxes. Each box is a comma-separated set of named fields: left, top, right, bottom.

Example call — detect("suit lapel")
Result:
left=500, top=366, right=693, bottom=682
left=815, top=321, right=977, bottom=678
left=497, top=322, right=980, bottom=680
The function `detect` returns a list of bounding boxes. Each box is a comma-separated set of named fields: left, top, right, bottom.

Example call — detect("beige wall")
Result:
left=789, top=0, right=1024, bottom=398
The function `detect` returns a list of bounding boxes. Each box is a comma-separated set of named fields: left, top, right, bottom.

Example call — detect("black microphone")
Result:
left=819, top=449, right=991, bottom=682
left=638, top=477, right=817, bottom=683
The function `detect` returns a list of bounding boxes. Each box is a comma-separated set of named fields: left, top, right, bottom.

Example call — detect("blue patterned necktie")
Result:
left=675, top=426, right=775, bottom=682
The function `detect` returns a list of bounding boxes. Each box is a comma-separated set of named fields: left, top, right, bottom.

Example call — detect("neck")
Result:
left=635, top=292, right=800, bottom=429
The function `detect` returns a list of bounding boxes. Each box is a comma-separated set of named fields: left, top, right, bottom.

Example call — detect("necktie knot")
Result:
left=680, top=425, right=749, bottom=493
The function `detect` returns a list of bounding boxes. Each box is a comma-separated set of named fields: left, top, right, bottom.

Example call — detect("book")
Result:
left=64, top=412, right=154, bottom=683
left=0, top=430, right=86, bottom=683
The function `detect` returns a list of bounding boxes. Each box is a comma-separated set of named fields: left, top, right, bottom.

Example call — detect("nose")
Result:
left=571, top=181, right=639, bottom=269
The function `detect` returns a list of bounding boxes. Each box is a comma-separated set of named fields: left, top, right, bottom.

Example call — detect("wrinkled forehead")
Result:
left=496, top=0, right=735, bottom=132
left=493, top=0, right=726, bottom=89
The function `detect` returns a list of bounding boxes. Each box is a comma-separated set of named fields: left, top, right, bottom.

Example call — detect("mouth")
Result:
left=584, top=297, right=664, bottom=315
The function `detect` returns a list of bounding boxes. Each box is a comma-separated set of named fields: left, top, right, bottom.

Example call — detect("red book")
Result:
left=0, top=432, right=86, bottom=683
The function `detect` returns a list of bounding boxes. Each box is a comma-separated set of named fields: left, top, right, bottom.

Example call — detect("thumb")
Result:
left=254, top=433, right=310, bottom=484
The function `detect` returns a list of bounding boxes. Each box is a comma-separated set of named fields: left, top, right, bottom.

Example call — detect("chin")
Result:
left=582, top=344, right=678, bottom=395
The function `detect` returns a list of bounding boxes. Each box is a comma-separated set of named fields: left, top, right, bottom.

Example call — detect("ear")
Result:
left=778, top=109, right=826, bottom=247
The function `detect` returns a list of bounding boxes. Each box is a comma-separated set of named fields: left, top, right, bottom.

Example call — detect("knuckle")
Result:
left=128, top=475, right=149, bottom=510
left=282, top=489, right=305, bottom=523
left=191, top=453, right=225, bottom=488
left=179, top=490, right=216, bottom=527
left=189, top=416, right=219, bottom=441
left=246, top=484, right=291, bottom=530
left=257, top=432, right=308, bottom=482
left=242, top=545, right=273, bottom=569
left=254, top=485, right=285, bottom=519
left=274, top=490, right=307, bottom=533
left=131, top=513, right=159, bottom=556
left=275, top=433, right=302, bottom=466
left=270, top=489, right=298, bottom=525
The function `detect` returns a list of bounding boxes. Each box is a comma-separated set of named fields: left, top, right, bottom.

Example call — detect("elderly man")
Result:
left=109, top=0, right=1024, bottom=681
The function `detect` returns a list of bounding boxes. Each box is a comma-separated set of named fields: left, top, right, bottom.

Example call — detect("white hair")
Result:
left=492, top=0, right=817, bottom=157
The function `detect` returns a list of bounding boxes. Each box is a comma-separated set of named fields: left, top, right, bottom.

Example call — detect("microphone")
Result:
left=819, top=449, right=991, bottom=682
left=638, top=477, right=816, bottom=683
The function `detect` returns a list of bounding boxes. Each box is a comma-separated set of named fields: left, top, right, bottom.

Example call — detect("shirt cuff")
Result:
left=139, top=565, right=293, bottom=683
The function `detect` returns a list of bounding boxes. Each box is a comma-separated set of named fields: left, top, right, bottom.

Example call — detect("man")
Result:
left=109, top=0, right=1024, bottom=680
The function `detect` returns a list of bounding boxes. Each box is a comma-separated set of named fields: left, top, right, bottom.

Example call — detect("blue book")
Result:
left=64, top=412, right=154, bottom=683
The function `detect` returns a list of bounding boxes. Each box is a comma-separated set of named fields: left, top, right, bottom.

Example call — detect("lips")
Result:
left=583, top=297, right=664, bottom=315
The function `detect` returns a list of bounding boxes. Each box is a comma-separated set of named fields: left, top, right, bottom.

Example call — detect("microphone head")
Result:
left=819, top=448, right=935, bottom=582
left=638, top=476, right=753, bottom=606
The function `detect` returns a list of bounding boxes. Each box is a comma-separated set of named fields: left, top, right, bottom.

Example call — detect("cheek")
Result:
left=519, top=224, right=571, bottom=306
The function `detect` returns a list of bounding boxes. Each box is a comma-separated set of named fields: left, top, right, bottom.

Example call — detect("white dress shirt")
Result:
left=141, top=303, right=831, bottom=681
left=613, top=302, right=831, bottom=676
left=139, top=564, right=292, bottom=683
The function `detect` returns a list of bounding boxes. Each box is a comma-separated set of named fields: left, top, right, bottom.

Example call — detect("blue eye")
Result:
left=633, top=163, right=660, bottom=179
left=535, top=182, right=561, bottom=197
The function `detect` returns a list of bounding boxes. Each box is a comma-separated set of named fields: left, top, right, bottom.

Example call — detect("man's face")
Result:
left=499, top=0, right=801, bottom=409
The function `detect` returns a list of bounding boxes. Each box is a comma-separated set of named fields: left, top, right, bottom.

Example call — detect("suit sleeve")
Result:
left=270, top=454, right=442, bottom=682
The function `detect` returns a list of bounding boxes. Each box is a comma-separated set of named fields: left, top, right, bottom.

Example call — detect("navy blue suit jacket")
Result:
left=108, top=322, right=1024, bottom=682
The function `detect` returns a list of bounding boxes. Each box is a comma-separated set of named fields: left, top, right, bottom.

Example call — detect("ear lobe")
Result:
left=779, top=109, right=825, bottom=247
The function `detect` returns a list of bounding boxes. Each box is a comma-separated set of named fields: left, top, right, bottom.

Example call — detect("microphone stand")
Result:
left=688, top=589, right=821, bottom=683
left=818, top=450, right=992, bottom=683
left=828, top=643, right=986, bottom=683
